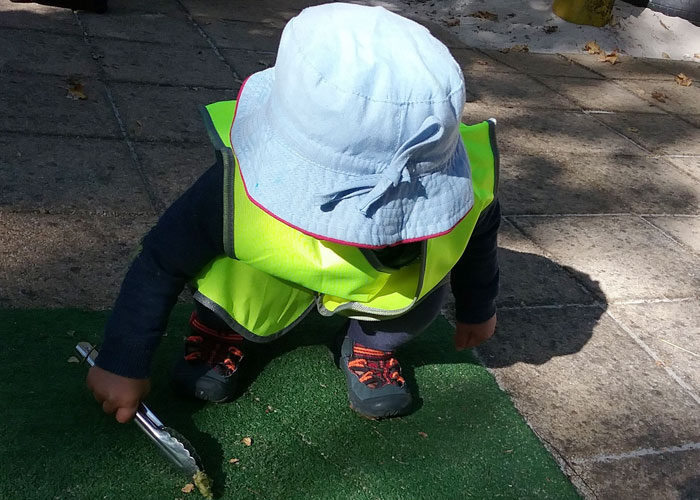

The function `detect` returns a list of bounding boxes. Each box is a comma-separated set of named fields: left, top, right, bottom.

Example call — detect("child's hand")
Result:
left=454, top=314, right=497, bottom=351
left=86, top=366, right=151, bottom=423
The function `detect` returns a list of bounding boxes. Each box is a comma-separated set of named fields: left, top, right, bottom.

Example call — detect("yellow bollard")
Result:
left=552, top=0, right=615, bottom=27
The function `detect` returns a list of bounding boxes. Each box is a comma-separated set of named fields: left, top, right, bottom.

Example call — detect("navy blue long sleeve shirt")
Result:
left=96, top=159, right=500, bottom=378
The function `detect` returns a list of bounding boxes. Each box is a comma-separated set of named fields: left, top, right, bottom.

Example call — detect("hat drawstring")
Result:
left=315, top=116, right=445, bottom=216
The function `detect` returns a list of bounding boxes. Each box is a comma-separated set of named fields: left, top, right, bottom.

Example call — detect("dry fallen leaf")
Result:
left=675, top=73, right=692, bottom=86
left=655, top=360, right=665, bottom=367
left=651, top=91, right=667, bottom=102
left=445, top=17, right=460, bottom=27
left=476, top=59, right=489, bottom=66
left=695, top=53, right=700, bottom=59
left=627, top=127, right=639, bottom=133
left=659, top=19, right=670, bottom=30
left=469, top=10, right=498, bottom=21
left=662, top=52, right=671, bottom=59
left=181, top=483, right=195, bottom=494
left=229, top=458, right=240, bottom=464
left=584, top=41, right=602, bottom=55
left=599, top=51, right=619, bottom=65
left=418, top=431, right=428, bottom=438
left=67, top=82, right=87, bottom=100
left=241, top=437, right=253, bottom=446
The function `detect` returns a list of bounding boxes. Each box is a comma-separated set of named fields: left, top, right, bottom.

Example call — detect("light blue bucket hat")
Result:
left=231, top=2, right=472, bottom=248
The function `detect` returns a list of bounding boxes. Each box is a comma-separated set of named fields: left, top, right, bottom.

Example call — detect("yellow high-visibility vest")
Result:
left=192, top=101, right=498, bottom=340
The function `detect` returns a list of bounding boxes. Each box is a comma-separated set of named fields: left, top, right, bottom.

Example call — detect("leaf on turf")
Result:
left=675, top=73, right=692, bottom=86
left=418, top=432, right=428, bottom=438
left=584, top=41, right=601, bottom=55
left=229, top=458, right=240, bottom=464
left=241, top=437, right=253, bottom=446
left=181, top=483, right=195, bottom=494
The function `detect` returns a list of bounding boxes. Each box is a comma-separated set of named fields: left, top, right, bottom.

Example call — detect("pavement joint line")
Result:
left=0, top=128, right=123, bottom=140
left=1, top=67, right=237, bottom=91
left=571, top=442, right=700, bottom=465
left=612, top=296, right=698, bottom=305
left=174, top=0, right=243, bottom=82
left=72, top=10, right=164, bottom=214
left=499, top=303, right=604, bottom=311
left=0, top=24, right=85, bottom=38
left=507, top=213, right=636, bottom=217
left=639, top=215, right=700, bottom=256
left=604, top=309, right=700, bottom=407
left=0, top=208, right=157, bottom=218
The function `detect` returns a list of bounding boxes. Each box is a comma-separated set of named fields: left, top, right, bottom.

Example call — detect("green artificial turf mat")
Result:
left=0, top=306, right=580, bottom=500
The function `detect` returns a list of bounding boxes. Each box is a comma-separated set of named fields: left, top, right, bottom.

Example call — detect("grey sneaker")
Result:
left=340, top=336, right=413, bottom=418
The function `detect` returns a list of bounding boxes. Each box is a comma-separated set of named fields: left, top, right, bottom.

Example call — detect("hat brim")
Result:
left=231, top=68, right=474, bottom=248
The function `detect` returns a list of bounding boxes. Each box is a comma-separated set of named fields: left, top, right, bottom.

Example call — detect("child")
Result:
left=87, top=3, right=500, bottom=421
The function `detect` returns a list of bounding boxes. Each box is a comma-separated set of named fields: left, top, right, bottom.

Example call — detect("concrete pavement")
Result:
left=1, top=0, right=699, bottom=498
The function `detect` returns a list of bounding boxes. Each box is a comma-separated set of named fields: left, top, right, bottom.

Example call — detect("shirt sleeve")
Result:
left=95, top=160, right=225, bottom=378
left=450, top=198, right=501, bottom=324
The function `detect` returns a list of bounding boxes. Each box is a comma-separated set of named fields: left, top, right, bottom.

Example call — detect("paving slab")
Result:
left=499, top=152, right=700, bottom=215
left=0, top=212, right=155, bottom=309
left=461, top=104, right=647, bottom=156
left=477, top=307, right=700, bottom=458
left=106, top=0, right=183, bottom=15
left=667, top=156, right=700, bottom=183
left=643, top=58, right=700, bottom=82
left=0, top=0, right=82, bottom=35
left=510, top=215, right=700, bottom=301
left=533, top=76, right=664, bottom=113
left=466, top=71, right=577, bottom=109
left=575, top=449, right=700, bottom=500
left=594, top=111, right=700, bottom=156
left=92, top=38, right=236, bottom=88
left=608, top=300, right=700, bottom=395
left=616, top=78, right=700, bottom=116
left=197, top=18, right=282, bottom=51
left=564, top=53, right=676, bottom=80
left=178, top=0, right=294, bottom=26
left=645, top=215, right=700, bottom=254
left=220, top=48, right=276, bottom=81
left=0, top=134, right=152, bottom=213
left=450, top=47, right=519, bottom=74
left=484, top=51, right=604, bottom=79
left=79, top=10, right=206, bottom=46
left=0, top=73, right=120, bottom=138
left=109, top=82, right=236, bottom=142
left=497, top=222, right=598, bottom=307
left=134, top=141, right=215, bottom=206
left=0, top=29, right=96, bottom=77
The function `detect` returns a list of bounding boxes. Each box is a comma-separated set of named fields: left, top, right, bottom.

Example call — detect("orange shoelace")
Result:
left=348, top=344, right=405, bottom=389
left=185, top=312, right=244, bottom=374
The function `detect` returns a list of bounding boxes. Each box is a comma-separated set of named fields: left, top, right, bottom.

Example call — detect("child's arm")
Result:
left=87, top=159, right=226, bottom=420
left=450, top=198, right=501, bottom=349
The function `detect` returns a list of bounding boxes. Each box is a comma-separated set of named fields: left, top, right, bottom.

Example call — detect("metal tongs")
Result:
left=75, top=341, right=205, bottom=477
